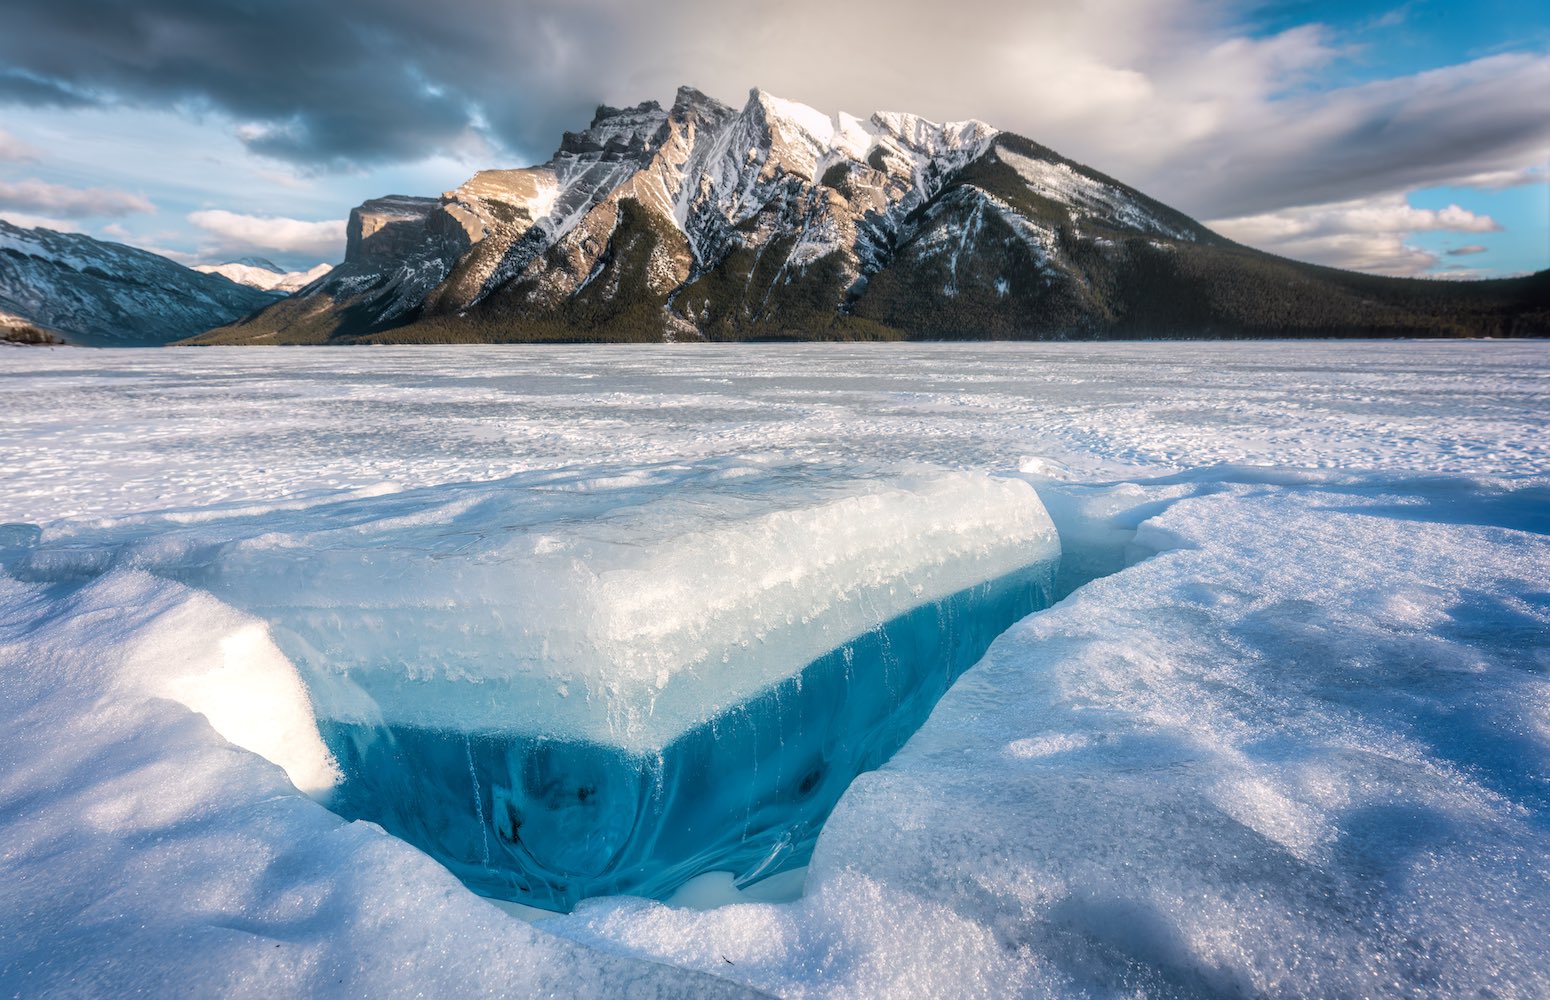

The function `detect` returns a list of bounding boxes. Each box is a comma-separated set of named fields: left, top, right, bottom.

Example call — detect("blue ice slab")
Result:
left=322, top=562, right=1055, bottom=910
left=3, top=462, right=1061, bottom=910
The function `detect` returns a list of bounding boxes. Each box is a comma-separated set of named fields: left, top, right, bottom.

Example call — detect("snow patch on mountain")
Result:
left=997, top=145, right=1192, bottom=239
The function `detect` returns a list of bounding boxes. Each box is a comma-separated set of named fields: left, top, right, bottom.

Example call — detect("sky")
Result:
left=0, top=0, right=1544, bottom=278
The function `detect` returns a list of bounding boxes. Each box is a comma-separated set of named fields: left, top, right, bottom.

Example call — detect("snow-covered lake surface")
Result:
left=2, top=342, right=1547, bottom=997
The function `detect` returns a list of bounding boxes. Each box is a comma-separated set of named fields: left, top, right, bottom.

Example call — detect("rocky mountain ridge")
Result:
left=195, top=85, right=1549, bottom=343
left=0, top=221, right=281, bottom=345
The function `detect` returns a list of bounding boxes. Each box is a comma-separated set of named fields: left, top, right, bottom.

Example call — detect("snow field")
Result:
left=1, top=341, right=1547, bottom=997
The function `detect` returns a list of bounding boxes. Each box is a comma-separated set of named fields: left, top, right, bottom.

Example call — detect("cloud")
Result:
left=1366, top=7, right=1410, bottom=31
left=1148, top=52, right=1550, bottom=217
left=135, top=244, right=202, bottom=265
left=0, top=68, right=93, bottom=107
left=1430, top=266, right=1497, bottom=280
left=0, top=0, right=514, bottom=166
left=1211, top=198, right=1499, bottom=244
left=1209, top=194, right=1503, bottom=276
left=187, top=209, right=345, bottom=257
left=0, top=0, right=1542, bottom=223
left=0, top=210, right=75, bottom=231
left=0, top=128, right=38, bottom=161
left=93, top=222, right=201, bottom=264
left=1446, top=165, right=1549, bottom=190
left=0, top=178, right=154, bottom=217
left=1447, top=244, right=1489, bottom=256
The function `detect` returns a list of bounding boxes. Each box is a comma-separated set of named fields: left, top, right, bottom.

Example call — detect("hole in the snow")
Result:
left=320, top=562, right=1056, bottom=912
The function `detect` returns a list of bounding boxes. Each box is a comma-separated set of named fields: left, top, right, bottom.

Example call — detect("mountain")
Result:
left=0, top=221, right=282, bottom=346
left=193, top=86, right=1549, bottom=345
left=193, top=258, right=335, bottom=293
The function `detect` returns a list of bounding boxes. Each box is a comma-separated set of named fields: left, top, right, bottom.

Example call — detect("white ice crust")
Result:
left=27, top=468, right=1057, bottom=749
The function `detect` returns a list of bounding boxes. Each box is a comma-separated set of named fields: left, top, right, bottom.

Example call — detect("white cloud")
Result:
left=1366, top=8, right=1409, bottom=31
left=1209, top=194, right=1502, bottom=276
left=0, top=178, right=154, bottom=218
left=1429, top=267, right=1499, bottom=281
left=533, top=1, right=1547, bottom=218
left=187, top=209, right=345, bottom=258
left=0, top=211, right=75, bottom=232
left=251, top=167, right=315, bottom=192
left=1212, top=198, right=1499, bottom=244
left=1446, top=166, right=1549, bottom=191
left=1154, top=52, right=1550, bottom=216
left=0, top=128, right=38, bottom=161
left=137, top=245, right=202, bottom=265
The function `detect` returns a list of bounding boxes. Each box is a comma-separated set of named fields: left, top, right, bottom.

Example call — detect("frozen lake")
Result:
left=3, top=342, right=1544, bottom=520
left=2, top=342, right=1547, bottom=997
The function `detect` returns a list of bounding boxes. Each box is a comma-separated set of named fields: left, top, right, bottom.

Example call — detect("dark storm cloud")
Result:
left=0, top=0, right=1544, bottom=216
left=0, top=0, right=599, bottom=165
left=0, top=69, right=95, bottom=107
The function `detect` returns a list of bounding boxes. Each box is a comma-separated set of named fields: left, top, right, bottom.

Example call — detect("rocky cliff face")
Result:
left=197, top=86, right=1548, bottom=344
left=0, top=221, right=281, bottom=345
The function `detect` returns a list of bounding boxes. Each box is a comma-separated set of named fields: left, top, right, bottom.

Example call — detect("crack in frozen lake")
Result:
left=325, top=562, right=1055, bottom=910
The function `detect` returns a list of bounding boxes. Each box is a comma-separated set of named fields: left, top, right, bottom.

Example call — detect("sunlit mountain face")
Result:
left=0, top=1, right=1543, bottom=280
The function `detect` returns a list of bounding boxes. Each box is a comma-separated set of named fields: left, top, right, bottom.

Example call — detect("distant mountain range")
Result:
left=193, top=86, right=1547, bottom=344
left=0, top=221, right=282, bottom=345
left=3, top=87, right=1545, bottom=346
left=192, top=257, right=334, bottom=294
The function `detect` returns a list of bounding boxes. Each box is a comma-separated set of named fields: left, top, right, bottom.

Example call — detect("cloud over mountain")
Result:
left=0, top=177, right=153, bottom=218
left=1210, top=195, right=1504, bottom=276
left=187, top=210, right=345, bottom=259
left=0, top=0, right=1543, bottom=223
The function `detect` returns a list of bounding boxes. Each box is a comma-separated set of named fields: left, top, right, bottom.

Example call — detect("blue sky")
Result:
left=0, top=0, right=1544, bottom=278
left=1409, top=182, right=1550, bottom=277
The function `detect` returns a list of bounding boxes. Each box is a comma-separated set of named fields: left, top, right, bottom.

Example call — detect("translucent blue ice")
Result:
left=5, top=459, right=1059, bottom=910
left=325, top=561, right=1053, bottom=909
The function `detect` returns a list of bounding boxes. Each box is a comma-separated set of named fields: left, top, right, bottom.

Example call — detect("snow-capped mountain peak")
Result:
left=201, top=85, right=1541, bottom=346
left=193, top=260, right=335, bottom=293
